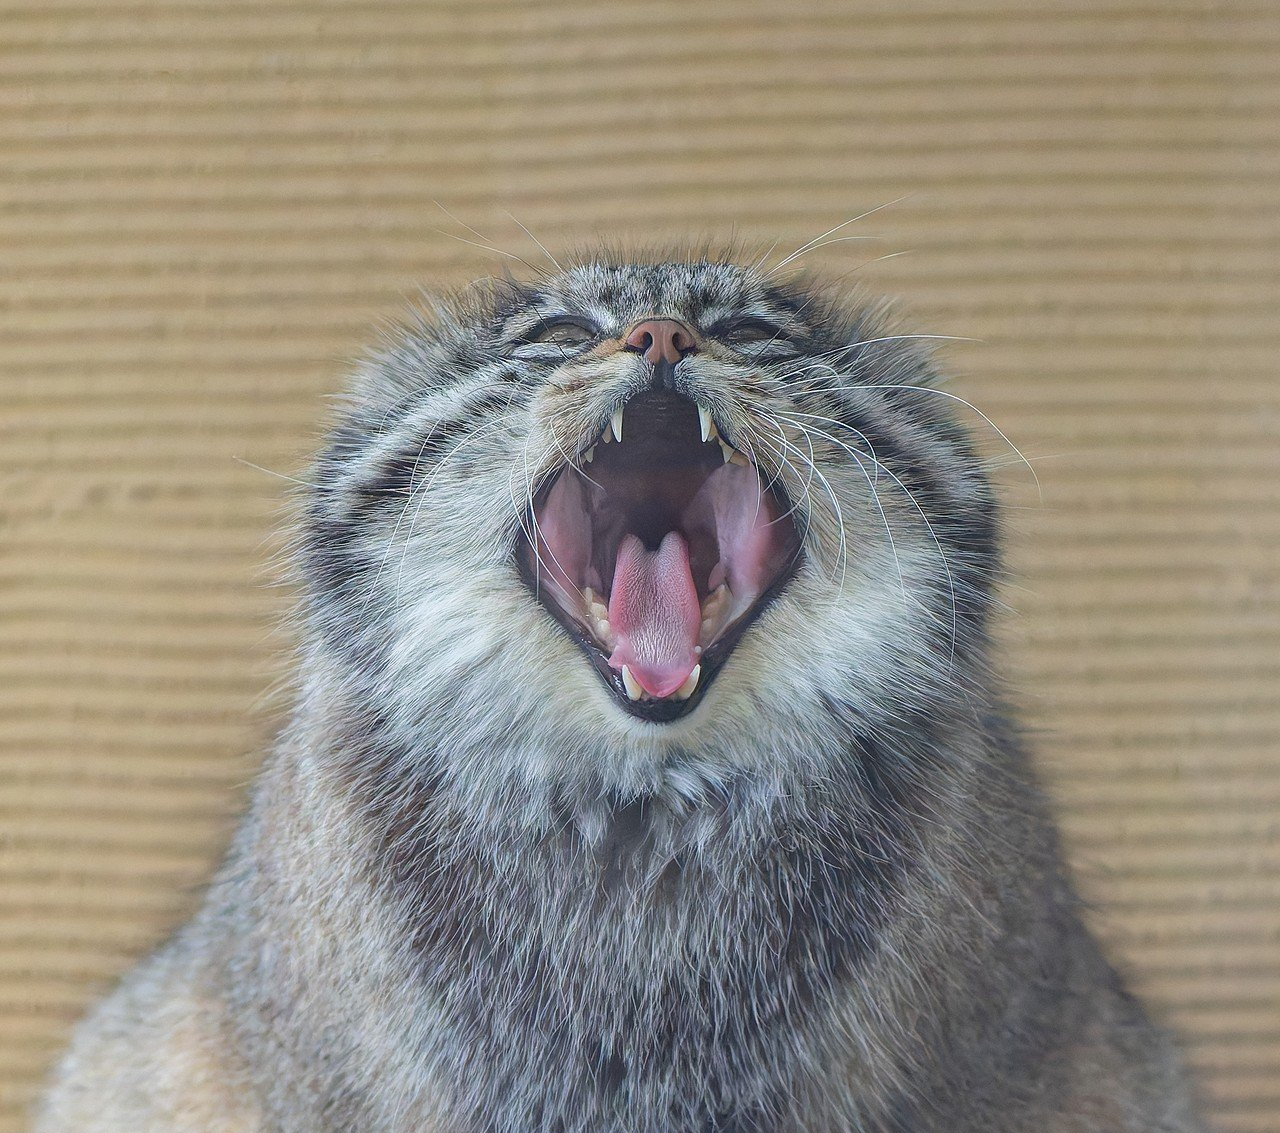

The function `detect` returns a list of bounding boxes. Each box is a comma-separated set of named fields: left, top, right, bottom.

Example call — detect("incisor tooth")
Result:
left=611, top=406, right=624, bottom=443
left=673, top=665, right=701, bottom=701
left=718, top=439, right=734, bottom=464
left=697, top=404, right=715, bottom=443
left=621, top=665, right=644, bottom=701
left=583, top=445, right=596, bottom=463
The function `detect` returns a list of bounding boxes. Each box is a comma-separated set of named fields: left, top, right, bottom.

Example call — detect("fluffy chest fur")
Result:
left=359, top=723, right=941, bottom=1131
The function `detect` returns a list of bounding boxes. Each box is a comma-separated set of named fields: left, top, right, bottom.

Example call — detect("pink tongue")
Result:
left=607, top=532, right=701, bottom=698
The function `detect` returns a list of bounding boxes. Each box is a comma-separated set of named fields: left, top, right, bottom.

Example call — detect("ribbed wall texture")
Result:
left=2, top=1, right=1277, bottom=1129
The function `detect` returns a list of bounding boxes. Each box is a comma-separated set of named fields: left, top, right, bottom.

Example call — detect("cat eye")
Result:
left=524, top=317, right=600, bottom=348
left=716, top=317, right=791, bottom=349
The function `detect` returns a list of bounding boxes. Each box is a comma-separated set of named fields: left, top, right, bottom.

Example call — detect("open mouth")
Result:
left=520, top=389, right=803, bottom=722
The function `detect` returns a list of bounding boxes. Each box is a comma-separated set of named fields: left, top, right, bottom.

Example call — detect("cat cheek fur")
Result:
left=35, top=255, right=1204, bottom=1133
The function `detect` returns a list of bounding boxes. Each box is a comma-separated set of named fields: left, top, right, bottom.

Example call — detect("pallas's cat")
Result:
left=38, top=255, right=1203, bottom=1133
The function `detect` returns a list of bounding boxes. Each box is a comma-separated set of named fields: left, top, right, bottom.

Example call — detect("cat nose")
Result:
left=623, top=319, right=698, bottom=365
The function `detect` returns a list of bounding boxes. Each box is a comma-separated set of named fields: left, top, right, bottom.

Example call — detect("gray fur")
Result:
left=37, top=254, right=1204, bottom=1132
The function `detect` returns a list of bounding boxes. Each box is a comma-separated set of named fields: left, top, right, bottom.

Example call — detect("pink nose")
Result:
left=623, top=319, right=698, bottom=365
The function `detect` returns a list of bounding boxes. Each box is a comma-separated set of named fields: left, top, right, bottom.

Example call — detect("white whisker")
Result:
left=232, top=456, right=317, bottom=488
left=750, top=418, right=851, bottom=594
left=791, top=378, right=1040, bottom=500
left=504, top=211, right=563, bottom=274
left=765, top=198, right=912, bottom=276
left=431, top=227, right=551, bottom=280
left=776, top=409, right=960, bottom=661
left=432, top=200, right=492, bottom=244
left=514, top=425, right=580, bottom=609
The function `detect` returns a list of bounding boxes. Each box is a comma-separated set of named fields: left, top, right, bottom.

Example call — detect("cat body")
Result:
left=37, top=255, right=1203, bottom=1132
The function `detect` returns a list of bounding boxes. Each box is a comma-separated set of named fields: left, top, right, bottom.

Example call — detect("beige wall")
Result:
left=2, top=2, right=1277, bottom=1129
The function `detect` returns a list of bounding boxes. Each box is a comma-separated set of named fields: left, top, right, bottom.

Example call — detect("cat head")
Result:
left=302, top=254, right=999, bottom=795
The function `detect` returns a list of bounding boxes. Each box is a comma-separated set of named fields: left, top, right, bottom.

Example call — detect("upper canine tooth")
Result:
left=697, top=404, right=716, bottom=443
left=611, top=406, right=624, bottom=443
left=673, top=665, right=701, bottom=701
left=621, top=665, right=644, bottom=701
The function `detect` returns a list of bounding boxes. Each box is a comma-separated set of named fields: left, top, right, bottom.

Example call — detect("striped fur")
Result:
left=37, top=254, right=1202, bottom=1133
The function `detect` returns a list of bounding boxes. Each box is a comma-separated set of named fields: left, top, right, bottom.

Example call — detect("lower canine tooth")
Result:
left=673, top=665, right=701, bottom=701
left=621, top=665, right=644, bottom=701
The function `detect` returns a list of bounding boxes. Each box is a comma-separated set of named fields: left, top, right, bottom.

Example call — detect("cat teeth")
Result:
left=593, top=400, right=736, bottom=458
left=585, top=581, right=731, bottom=700
left=619, top=663, right=700, bottom=704
left=598, top=408, right=623, bottom=445
left=621, top=665, right=644, bottom=701
left=699, top=582, right=732, bottom=646
left=588, top=579, right=725, bottom=704
left=673, top=665, right=701, bottom=701
left=697, top=404, right=717, bottom=443
left=582, top=587, right=613, bottom=647
left=694, top=404, right=746, bottom=464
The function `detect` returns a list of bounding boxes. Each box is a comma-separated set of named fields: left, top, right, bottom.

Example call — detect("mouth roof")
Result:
left=524, top=389, right=801, bottom=721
